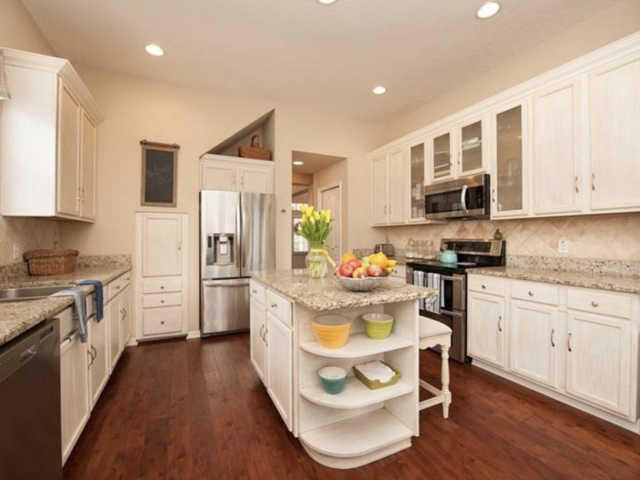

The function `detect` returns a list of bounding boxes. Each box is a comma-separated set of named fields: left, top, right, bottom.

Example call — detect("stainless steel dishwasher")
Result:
left=0, top=318, right=62, bottom=480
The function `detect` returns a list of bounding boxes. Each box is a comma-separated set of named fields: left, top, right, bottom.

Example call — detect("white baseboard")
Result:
left=186, top=330, right=201, bottom=340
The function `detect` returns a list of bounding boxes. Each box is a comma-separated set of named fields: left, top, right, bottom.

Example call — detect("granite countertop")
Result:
left=470, top=266, right=640, bottom=295
left=0, top=264, right=131, bottom=347
left=252, top=270, right=437, bottom=311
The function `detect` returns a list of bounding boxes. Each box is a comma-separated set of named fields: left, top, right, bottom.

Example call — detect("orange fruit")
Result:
left=340, top=252, right=357, bottom=265
left=369, top=252, right=388, bottom=268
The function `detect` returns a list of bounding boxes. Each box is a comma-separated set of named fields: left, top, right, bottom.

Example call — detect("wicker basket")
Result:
left=238, top=134, right=272, bottom=161
left=23, top=249, right=79, bottom=276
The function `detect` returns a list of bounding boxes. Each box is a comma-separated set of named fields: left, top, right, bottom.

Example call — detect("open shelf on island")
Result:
left=299, top=409, right=413, bottom=469
left=300, top=332, right=413, bottom=358
left=301, top=376, right=413, bottom=409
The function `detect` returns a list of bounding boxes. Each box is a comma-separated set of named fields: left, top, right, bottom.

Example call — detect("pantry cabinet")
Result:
left=468, top=274, right=639, bottom=427
left=135, top=213, right=189, bottom=340
left=0, top=48, right=103, bottom=221
left=200, top=154, right=273, bottom=193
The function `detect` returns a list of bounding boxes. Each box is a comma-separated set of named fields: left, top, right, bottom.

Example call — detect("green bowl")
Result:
left=361, top=313, right=394, bottom=340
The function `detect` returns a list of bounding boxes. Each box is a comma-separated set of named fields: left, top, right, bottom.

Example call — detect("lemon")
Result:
left=369, top=252, right=388, bottom=268
left=340, top=252, right=357, bottom=264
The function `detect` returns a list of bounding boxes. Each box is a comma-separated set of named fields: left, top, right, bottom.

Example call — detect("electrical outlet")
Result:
left=12, top=244, right=20, bottom=260
left=558, top=238, right=569, bottom=254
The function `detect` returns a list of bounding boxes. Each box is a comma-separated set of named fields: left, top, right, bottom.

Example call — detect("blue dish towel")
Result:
left=51, top=289, right=88, bottom=343
left=76, top=279, right=104, bottom=322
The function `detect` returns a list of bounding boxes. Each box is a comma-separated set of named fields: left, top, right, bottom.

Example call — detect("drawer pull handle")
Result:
left=550, top=328, right=555, bottom=347
left=568, top=333, right=573, bottom=352
left=252, top=289, right=257, bottom=294
left=160, top=300, right=165, bottom=304
left=161, top=321, right=165, bottom=325
left=271, top=303, right=278, bottom=309
left=481, top=285, right=486, bottom=289
left=528, top=291, right=534, bottom=297
left=591, top=301, right=598, bottom=307
left=498, top=316, right=503, bottom=332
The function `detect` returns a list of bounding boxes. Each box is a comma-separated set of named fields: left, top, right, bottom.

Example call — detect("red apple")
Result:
left=367, top=264, right=383, bottom=277
left=352, top=267, right=368, bottom=278
left=348, top=259, right=361, bottom=269
left=338, top=263, right=354, bottom=277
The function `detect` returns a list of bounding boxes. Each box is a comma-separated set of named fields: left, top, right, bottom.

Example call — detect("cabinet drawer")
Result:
left=142, top=292, right=182, bottom=309
left=510, top=280, right=559, bottom=305
left=142, top=307, right=183, bottom=335
left=567, top=288, right=633, bottom=319
left=250, top=280, right=266, bottom=305
left=107, top=274, right=130, bottom=301
left=468, top=275, right=505, bottom=296
left=142, top=278, right=182, bottom=294
left=266, top=289, right=292, bottom=327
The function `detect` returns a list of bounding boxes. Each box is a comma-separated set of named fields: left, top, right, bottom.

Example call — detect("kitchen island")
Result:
left=250, top=270, right=438, bottom=469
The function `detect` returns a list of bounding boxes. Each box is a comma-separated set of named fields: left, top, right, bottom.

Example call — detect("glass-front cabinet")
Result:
left=492, top=102, right=527, bottom=217
left=431, top=130, right=453, bottom=181
left=408, top=140, right=426, bottom=221
left=460, top=119, right=484, bottom=174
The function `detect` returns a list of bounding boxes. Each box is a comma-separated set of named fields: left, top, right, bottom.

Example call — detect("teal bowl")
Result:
left=318, top=366, right=347, bottom=395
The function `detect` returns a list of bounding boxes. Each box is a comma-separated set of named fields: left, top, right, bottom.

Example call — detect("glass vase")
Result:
left=306, top=242, right=328, bottom=279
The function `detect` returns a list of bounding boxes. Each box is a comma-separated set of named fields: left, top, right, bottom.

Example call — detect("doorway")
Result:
left=317, top=182, right=342, bottom=263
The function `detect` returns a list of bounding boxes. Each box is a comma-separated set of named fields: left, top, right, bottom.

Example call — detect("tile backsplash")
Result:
left=0, top=217, right=60, bottom=265
left=377, top=212, right=640, bottom=261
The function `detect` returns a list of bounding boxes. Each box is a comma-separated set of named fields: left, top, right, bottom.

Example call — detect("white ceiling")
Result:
left=21, top=0, right=622, bottom=123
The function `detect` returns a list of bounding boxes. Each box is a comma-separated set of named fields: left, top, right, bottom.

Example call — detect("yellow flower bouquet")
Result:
left=296, top=205, right=335, bottom=278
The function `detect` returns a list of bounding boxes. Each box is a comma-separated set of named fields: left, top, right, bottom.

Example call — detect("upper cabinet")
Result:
left=372, top=148, right=407, bottom=225
left=408, top=140, right=426, bottom=222
left=0, top=48, right=104, bottom=221
left=200, top=154, right=274, bottom=193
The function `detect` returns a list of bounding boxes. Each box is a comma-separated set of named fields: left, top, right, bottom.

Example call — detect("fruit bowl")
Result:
left=334, top=274, right=389, bottom=292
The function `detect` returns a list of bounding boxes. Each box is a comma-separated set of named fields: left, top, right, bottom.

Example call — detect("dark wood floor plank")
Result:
left=64, top=334, right=640, bottom=480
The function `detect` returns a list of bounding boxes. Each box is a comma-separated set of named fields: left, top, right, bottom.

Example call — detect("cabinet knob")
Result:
left=481, top=284, right=486, bottom=289
left=271, top=303, right=277, bottom=309
left=528, top=291, right=534, bottom=297
left=161, top=321, right=165, bottom=325
left=160, top=300, right=165, bottom=304
left=591, top=301, right=598, bottom=307
left=160, top=286, right=165, bottom=290
left=251, top=289, right=257, bottom=294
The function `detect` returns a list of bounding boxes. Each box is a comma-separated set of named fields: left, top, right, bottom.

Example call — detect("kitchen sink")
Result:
left=0, top=284, right=76, bottom=303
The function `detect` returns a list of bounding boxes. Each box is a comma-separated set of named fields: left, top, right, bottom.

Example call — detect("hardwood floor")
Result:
left=64, top=334, right=640, bottom=480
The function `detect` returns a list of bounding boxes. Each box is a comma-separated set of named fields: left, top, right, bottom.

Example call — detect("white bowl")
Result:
left=334, top=275, right=389, bottom=292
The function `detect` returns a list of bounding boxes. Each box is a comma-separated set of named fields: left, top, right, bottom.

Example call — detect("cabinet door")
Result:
left=60, top=329, right=90, bottom=465
left=372, top=155, right=389, bottom=225
left=468, top=292, right=506, bottom=368
left=250, top=297, right=267, bottom=382
left=108, top=294, right=123, bottom=371
left=431, top=129, right=453, bottom=181
left=408, top=141, right=426, bottom=222
left=532, top=80, right=583, bottom=215
left=140, top=214, right=184, bottom=277
left=492, top=103, right=528, bottom=218
left=266, top=312, right=293, bottom=431
left=566, top=312, right=632, bottom=417
left=240, top=165, right=273, bottom=193
left=201, top=162, right=238, bottom=191
left=509, top=300, right=559, bottom=388
left=388, top=148, right=406, bottom=223
left=80, top=111, right=97, bottom=220
left=459, top=118, right=485, bottom=176
left=120, top=286, right=132, bottom=346
left=88, top=316, right=110, bottom=408
left=57, top=82, right=81, bottom=217
left=589, top=54, right=640, bottom=211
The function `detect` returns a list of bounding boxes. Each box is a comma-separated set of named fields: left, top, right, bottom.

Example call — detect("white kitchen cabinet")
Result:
left=135, top=213, right=189, bottom=341
left=0, top=48, right=103, bottom=221
left=88, top=311, right=110, bottom=409
left=266, top=311, right=293, bottom=430
left=407, top=140, right=426, bottom=222
left=588, top=52, right=640, bottom=212
left=371, top=148, right=407, bottom=225
left=60, top=307, right=90, bottom=465
left=200, top=154, right=273, bottom=193
left=531, top=79, right=583, bottom=216
left=509, top=281, right=560, bottom=389
left=249, top=280, right=267, bottom=382
left=108, top=273, right=132, bottom=370
left=467, top=276, right=507, bottom=368
left=565, top=288, right=635, bottom=417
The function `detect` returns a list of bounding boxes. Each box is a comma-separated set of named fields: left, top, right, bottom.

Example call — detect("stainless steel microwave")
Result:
left=424, top=173, right=490, bottom=220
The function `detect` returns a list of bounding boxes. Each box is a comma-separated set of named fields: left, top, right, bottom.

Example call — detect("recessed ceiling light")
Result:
left=317, top=0, right=337, bottom=4
left=372, top=85, right=387, bottom=95
left=476, top=2, right=501, bottom=19
left=293, top=160, right=304, bottom=166
left=145, top=44, right=164, bottom=56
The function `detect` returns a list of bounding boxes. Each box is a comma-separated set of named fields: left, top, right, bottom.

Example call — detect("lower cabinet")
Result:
left=266, top=311, right=293, bottom=431
left=249, top=280, right=267, bottom=381
left=468, top=274, right=639, bottom=427
left=88, top=311, right=110, bottom=408
left=467, top=276, right=506, bottom=368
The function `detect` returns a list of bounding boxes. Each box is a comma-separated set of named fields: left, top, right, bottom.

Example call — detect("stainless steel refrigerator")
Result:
left=200, top=190, right=274, bottom=335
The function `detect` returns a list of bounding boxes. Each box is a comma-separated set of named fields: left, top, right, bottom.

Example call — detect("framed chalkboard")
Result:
left=140, top=140, right=179, bottom=207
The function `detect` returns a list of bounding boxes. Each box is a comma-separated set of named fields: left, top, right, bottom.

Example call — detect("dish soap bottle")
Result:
left=493, top=228, right=503, bottom=240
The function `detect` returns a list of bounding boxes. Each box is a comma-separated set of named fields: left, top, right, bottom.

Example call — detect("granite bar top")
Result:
left=470, top=266, right=640, bottom=295
left=252, top=270, right=437, bottom=311
left=0, top=264, right=131, bottom=347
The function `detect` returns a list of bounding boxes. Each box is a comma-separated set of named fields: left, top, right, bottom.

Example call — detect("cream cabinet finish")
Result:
left=467, top=276, right=506, bottom=367
left=108, top=273, right=132, bottom=370
left=249, top=281, right=267, bottom=382
left=135, top=213, right=189, bottom=340
left=200, top=154, right=273, bottom=193
left=532, top=79, right=583, bottom=216
left=266, top=309, right=294, bottom=431
left=468, top=274, right=639, bottom=429
left=0, top=48, right=103, bottom=221
left=589, top=52, right=640, bottom=212
left=60, top=307, right=90, bottom=465
left=371, top=148, right=407, bottom=225
left=88, top=310, right=109, bottom=408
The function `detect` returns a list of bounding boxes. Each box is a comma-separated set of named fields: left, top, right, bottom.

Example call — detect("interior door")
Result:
left=317, top=183, right=341, bottom=262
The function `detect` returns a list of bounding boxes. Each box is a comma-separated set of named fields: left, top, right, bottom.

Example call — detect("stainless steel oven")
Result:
left=406, top=238, right=505, bottom=363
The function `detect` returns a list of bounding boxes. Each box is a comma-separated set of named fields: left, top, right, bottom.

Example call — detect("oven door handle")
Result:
left=460, top=185, right=468, bottom=212
left=439, top=275, right=464, bottom=284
